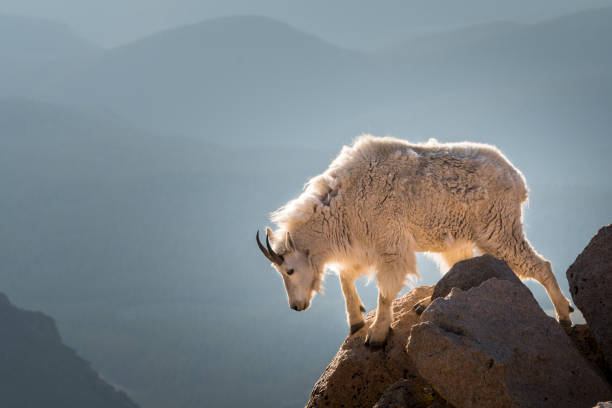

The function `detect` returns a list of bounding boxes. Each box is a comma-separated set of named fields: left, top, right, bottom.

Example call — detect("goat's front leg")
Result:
left=366, top=264, right=407, bottom=348
left=340, top=275, right=366, bottom=335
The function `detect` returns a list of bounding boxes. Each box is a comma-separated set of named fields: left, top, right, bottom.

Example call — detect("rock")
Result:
left=373, top=379, right=452, bottom=408
left=594, top=402, right=612, bottom=408
left=566, top=324, right=611, bottom=382
left=407, top=279, right=612, bottom=408
left=307, top=286, right=450, bottom=408
left=0, top=292, right=139, bottom=408
left=431, top=254, right=521, bottom=302
left=567, top=224, right=612, bottom=373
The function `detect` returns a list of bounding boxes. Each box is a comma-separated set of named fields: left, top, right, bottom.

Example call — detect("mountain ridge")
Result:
left=0, top=291, right=139, bottom=408
left=0, top=12, right=100, bottom=56
left=109, top=14, right=360, bottom=55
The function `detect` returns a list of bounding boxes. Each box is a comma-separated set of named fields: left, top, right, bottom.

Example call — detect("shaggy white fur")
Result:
left=261, top=135, right=572, bottom=346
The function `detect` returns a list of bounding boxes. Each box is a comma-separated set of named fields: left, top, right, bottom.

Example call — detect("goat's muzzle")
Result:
left=289, top=301, right=309, bottom=312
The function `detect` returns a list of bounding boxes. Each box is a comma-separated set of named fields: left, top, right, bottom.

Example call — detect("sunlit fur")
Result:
left=266, top=135, right=572, bottom=345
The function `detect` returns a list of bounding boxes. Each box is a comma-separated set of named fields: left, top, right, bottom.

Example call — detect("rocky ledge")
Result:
left=307, top=226, right=612, bottom=408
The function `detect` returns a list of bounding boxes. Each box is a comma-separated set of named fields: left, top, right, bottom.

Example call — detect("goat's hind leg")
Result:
left=477, top=231, right=572, bottom=326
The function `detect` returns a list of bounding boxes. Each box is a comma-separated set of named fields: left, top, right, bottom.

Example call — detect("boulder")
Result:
left=407, top=278, right=612, bottom=408
left=306, top=286, right=450, bottom=408
left=566, top=324, right=610, bottom=382
left=431, top=254, right=521, bottom=302
left=594, top=403, right=612, bottom=408
left=373, top=379, right=452, bottom=408
left=567, top=225, right=612, bottom=372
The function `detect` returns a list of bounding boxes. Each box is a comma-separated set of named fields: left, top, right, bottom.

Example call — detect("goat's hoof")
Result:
left=413, top=301, right=427, bottom=315
left=365, top=339, right=386, bottom=349
left=559, top=319, right=572, bottom=328
left=568, top=305, right=575, bottom=313
left=359, top=304, right=366, bottom=313
left=364, top=326, right=389, bottom=349
left=364, top=333, right=387, bottom=349
left=350, top=321, right=365, bottom=335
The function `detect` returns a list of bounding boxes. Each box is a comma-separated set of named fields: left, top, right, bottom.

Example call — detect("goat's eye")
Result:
left=287, top=269, right=294, bottom=275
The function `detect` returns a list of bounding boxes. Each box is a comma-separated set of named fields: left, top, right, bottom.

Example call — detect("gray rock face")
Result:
left=307, top=286, right=449, bottom=408
left=567, top=225, right=612, bottom=373
left=431, top=254, right=521, bottom=302
left=373, top=379, right=452, bottom=408
left=566, top=324, right=610, bottom=381
left=407, top=279, right=612, bottom=408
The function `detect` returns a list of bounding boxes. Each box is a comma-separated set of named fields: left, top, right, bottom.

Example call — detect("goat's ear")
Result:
left=265, top=226, right=275, bottom=242
left=285, top=231, right=295, bottom=251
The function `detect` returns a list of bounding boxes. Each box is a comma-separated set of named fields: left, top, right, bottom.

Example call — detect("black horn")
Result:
left=256, top=231, right=273, bottom=262
left=256, top=230, right=283, bottom=264
left=266, top=232, right=284, bottom=264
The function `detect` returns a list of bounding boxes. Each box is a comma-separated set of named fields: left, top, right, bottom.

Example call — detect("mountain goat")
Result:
left=256, top=135, right=572, bottom=347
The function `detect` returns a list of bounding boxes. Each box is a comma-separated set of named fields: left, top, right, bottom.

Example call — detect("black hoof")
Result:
left=365, top=338, right=386, bottom=349
left=568, top=305, right=575, bottom=313
left=413, top=301, right=426, bottom=315
left=350, top=321, right=365, bottom=335
left=364, top=327, right=390, bottom=349
left=559, top=319, right=572, bottom=328
left=359, top=304, right=366, bottom=313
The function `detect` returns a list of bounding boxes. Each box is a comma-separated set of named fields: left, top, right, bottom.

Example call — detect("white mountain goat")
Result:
left=256, top=135, right=572, bottom=347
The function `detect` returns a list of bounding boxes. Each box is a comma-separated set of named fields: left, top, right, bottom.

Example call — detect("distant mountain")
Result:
left=50, top=9, right=612, bottom=161
left=0, top=97, right=212, bottom=182
left=0, top=14, right=101, bottom=97
left=0, top=292, right=138, bottom=408
left=0, top=13, right=98, bottom=58
left=12, top=0, right=609, bottom=51
left=368, top=7, right=612, bottom=186
left=0, top=98, right=231, bottom=303
left=389, top=6, right=612, bottom=76
left=387, top=20, right=524, bottom=57
left=55, top=15, right=371, bottom=143
left=264, top=1, right=612, bottom=51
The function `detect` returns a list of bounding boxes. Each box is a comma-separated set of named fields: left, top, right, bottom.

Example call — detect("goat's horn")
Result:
left=266, top=230, right=284, bottom=265
left=256, top=231, right=275, bottom=263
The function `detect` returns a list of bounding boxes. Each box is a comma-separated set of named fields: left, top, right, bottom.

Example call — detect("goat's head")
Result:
left=256, top=227, right=316, bottom=311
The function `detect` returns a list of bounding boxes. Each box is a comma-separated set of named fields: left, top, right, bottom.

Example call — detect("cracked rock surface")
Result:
left=407, top=278, right=612, bottom=408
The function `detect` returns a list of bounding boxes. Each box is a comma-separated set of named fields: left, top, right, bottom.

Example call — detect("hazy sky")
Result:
left=2, top=0, right=612, bottom=48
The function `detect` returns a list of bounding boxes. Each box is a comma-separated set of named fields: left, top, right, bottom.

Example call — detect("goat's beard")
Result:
left=310, top=267, right=325, bottom=296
